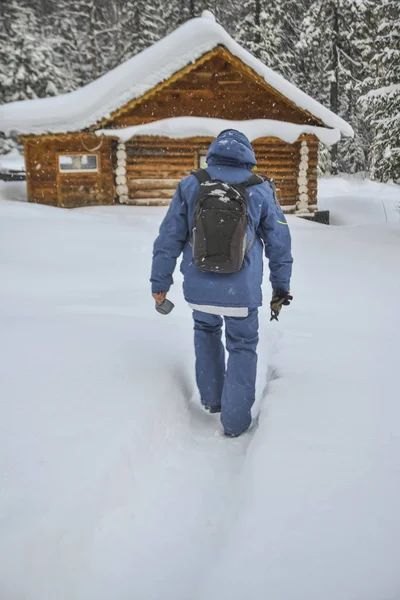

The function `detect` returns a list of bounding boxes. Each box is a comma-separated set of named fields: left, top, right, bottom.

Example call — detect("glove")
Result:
left=270, top=290, right=293, bottom=321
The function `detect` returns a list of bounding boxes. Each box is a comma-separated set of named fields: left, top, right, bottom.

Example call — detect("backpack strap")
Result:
left=241, top=173, right=266, bottom=188
left=243, top=173, right=279, bottom=205
left=240, top=174, right=271, bottom=255
left=263, top=175, right=278, bottom=201
left=191, top=168, right=211, bottom=184
left=238, top=175, right=265, bottom=256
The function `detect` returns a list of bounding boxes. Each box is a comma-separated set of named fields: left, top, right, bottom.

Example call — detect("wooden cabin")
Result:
left=0, top=12, right=352, bottom=214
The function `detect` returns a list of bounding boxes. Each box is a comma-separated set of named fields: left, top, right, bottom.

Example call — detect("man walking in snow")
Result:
left=151, top=129, right=293, bottom=437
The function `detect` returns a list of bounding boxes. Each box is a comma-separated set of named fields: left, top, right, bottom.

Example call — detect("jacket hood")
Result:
left=206, top=129, right=257, bottom=169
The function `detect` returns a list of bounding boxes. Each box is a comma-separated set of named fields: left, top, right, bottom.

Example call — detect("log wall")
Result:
left=124, top=138, right=197, bottom=204
left=23, top=132, right=318, bottom=211
left=123, top=135, right=318, bottom=210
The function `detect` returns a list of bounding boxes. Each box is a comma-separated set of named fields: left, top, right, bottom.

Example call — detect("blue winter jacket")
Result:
left=150, top=129, right=293, bottom=308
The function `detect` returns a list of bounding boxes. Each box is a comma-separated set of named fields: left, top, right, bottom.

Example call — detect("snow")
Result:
left=201, top=9, right=216, bottom=21
left=0, top=177, right=399, bottom=600
left=97, top=116, right=341, bottom=146
left=361, top=82, right=400, bottom=98
left=0, top=149, right=25, bottom=172
left=0, top=15, right=353, bottom=138
left=318, top=175, right=400, bottom=225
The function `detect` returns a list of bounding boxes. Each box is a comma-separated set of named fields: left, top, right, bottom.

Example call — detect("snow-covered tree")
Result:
left=140, top=0, right=176, bottom=49
left=235, top=0, right=301, bottom=79
left=360, top=84, right=400, bottom=183
left=83, top=0, right=125, bottom=79
left=296, top=0, right=376, bottom=174
left=38, top=0, right=87, bottom=90
left=0, top=1, right=68, bottom=152
left=119, top=0, right=182, bottom=61
left=359, top=0, right=400, bottom=182
left=0, top=133, right=18, bottom=155
left=0, top=1, right=67, bottom=103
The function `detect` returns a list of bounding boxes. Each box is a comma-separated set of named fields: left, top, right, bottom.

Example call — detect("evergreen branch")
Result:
left=337, top=47, right=362, bottom=69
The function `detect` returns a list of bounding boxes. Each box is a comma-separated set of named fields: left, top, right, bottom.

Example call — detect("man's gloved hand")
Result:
left=270, top=290, right=293, bottom=321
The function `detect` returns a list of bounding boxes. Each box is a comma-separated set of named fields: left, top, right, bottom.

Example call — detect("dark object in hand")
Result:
left=270, top=290, right=293, bottom=321
left=155, top=298, right=175, bottom=315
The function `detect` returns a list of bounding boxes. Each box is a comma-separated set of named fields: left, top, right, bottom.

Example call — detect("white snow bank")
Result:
left=0, top=179, right=399, bottom=600
left=0, top=183, right=399, bottom=600
left=0, top=149, right=25, bottom=172
left=0, top=180, right=27, bottom=203
left=318, top=175, right=400, bottom=225
left=0, top=15, right=353, bottom=137
left=97, top=116, right=341, bottom=145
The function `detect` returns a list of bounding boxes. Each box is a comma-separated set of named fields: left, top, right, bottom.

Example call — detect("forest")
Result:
left=0, top=0, right=398, bottom=181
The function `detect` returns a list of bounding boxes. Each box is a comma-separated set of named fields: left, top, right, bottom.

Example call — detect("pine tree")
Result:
left=339, top=1, right=379, bottom=174
left=44, top=0, right=125, bottom=84
left=137, top=0, right=177, bottom=51
left=0, top=0, right=69, bottom=153
left=0, top=0, right=67, bottom=103
left=119, top=0, right=165, bottom=60
left=119, top=0, right=195, bottom=61
left=84, top=0, right=124, bottom=79
left=359, top=0, right=400, bottom=182
left=213, top=0, right=243, bottom=34
left=39, top=0, right=84, bottom=91
left=296, top=0, right=375, bottom=175
left=234, top=0, right=310, bottom=80
left=235, top=0, right=262, bottom=58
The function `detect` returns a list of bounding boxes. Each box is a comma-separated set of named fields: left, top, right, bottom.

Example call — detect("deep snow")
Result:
left=0, top=177, right=399, bottom=600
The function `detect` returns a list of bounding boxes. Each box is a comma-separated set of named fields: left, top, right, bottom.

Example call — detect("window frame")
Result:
left=57, top=153, right=99, bottom=174
left=197, top=151, right=208, bottom=169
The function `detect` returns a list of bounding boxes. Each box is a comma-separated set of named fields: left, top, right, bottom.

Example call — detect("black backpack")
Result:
left=191, top=168, right=266, bottom=274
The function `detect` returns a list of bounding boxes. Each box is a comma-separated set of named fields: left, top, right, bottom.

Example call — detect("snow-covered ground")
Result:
left=319, top=175, right=400, bottom=225
left=0, top=149, right=25, bottom=173
left=0, top=177, right=399, bottom=600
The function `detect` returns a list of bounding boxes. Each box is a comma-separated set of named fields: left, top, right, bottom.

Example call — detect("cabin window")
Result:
left=198, top=153, right=208, bottom=168
left=58, top=154, right=98, bottom=172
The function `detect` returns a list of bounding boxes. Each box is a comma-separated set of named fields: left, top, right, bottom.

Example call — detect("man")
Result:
left=151, top=129, right=293, bottom=437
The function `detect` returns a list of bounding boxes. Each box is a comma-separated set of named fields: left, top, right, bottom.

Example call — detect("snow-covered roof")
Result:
left=97, top=117, right=341, bottom=146
left=0, top=11, right=353, bottom=138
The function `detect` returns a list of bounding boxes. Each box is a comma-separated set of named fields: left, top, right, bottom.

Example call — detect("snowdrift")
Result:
left=0, top=178, right=399, bottom=600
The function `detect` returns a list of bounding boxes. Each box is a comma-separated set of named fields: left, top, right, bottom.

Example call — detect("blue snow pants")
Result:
left=193, top=308, right=259, bottom=436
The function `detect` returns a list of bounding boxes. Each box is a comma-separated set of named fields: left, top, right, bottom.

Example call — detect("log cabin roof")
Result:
left=0, top=11, right=353, bottom=138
